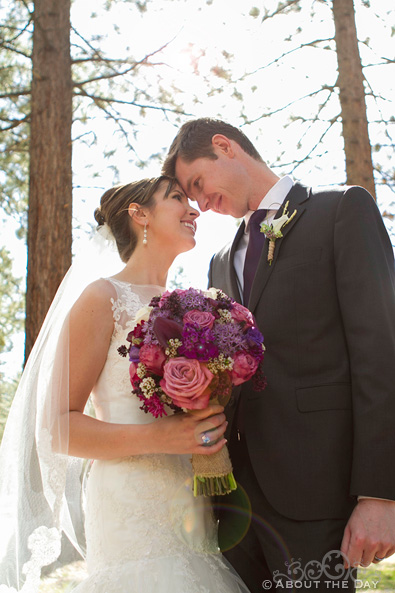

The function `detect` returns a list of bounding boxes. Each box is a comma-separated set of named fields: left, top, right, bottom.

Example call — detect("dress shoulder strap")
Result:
left=104, top=278, right=144, bottom=335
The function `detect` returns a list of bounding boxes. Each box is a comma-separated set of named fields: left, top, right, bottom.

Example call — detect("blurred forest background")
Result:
left=0, top=0, right=394, bottom=442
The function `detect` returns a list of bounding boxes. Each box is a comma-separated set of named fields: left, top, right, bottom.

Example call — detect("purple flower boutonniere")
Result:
left=260, top=201, right=297, bottom=265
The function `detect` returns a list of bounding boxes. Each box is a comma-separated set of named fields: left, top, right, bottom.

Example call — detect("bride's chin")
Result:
left=176, top=238, right=196, bottom=255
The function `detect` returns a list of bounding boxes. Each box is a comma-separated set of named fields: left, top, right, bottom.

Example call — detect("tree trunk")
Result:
left=332, top=0, right=376, bottom=200
left=25, top=0, right=72, bottom=362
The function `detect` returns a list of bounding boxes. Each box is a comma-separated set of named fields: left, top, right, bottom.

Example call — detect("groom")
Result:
left=163, top=118, right=395, bottom=592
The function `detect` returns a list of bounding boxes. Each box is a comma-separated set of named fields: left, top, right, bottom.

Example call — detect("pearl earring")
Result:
left=143, top=222, right=148, bottom=245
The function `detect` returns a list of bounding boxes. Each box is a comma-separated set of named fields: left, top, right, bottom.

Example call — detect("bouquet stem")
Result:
left=192, top=444, right=237, bottom=497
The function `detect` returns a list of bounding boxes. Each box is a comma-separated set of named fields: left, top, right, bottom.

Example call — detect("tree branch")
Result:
left=261, top=0, right=302, bottom=22
left=364, top=76, right=395, bottom=151
left=74, top=90, right=191, bottom=116
left=242, top=85, right=335, bottom=125
left=70, top=23, right=177, bottom=87
left=73, top=40, right=173, bottom=86
left=0, top=42, right=31, bottom=59
left=73, top=63, right=141, bottom=86
left=17, top=0, right=34, bottom=16
left=72, top=56, right=139, bottom=65
left=375, top=168, right=395, bottom=195
left=0, top=90, right=31, bottom=99
left=70, top=25, right=106, bottom=62
left=0, top=114, right=30, bottom=132
left=0, top=14, right=33, bottom=45
left=364, top=58, right=395, bottom=67
left=241, top=38, right=334, bottom=81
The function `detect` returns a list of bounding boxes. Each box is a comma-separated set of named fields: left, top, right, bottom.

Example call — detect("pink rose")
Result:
left=160, top=357, right=214, bottom=409
left=230, top=352, right=259, bottom=386
left=183, top=310, right=216, bottom=329
left=139, top=344, right=166, bottom=375
left=230, top=303, right=255, bottom=327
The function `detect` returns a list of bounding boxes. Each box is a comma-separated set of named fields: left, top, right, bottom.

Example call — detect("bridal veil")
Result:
left=0, top=227, right=121, bottom=592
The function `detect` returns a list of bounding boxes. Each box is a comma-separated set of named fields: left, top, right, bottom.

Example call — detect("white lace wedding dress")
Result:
left=72, top=279, right=249, bottom=593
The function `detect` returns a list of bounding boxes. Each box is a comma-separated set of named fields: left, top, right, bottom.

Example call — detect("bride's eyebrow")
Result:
left=165, top=189, right=184, bottom=200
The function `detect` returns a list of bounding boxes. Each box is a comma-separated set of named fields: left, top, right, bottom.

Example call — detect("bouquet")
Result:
left=118, top=287, right=266, bottom=496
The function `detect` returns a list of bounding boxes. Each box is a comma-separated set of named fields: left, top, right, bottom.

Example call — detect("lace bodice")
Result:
left=91, top=278, right=165, bottom=424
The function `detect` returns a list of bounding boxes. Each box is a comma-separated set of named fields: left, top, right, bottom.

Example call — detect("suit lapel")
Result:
left=248, top=183, right=310, bottom=313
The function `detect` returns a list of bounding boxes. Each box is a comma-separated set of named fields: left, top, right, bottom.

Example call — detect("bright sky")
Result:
left=1, top=0, right=394, bottom=375
left=69, top=0, right=394, bottom=283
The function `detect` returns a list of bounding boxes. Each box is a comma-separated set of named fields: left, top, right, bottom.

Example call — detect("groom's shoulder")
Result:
left=211, top=239, right=233, bottom=266
left=306, top=183, right=344, bottom=201
left=307, top=183, right=372, bottom=203
left=301, top=183, right=376, bottom=216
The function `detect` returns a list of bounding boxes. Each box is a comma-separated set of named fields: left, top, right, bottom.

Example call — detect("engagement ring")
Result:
left=374, top=555, right=384, bottom=562
left=201, top=433, right=211, bottom=445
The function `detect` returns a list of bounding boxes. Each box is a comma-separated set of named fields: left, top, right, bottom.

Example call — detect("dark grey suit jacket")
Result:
left=209, top=183, right=395, bottom=521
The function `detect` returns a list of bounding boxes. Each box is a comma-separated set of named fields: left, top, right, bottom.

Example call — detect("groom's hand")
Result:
left=341, top=498, right=395, bottom=567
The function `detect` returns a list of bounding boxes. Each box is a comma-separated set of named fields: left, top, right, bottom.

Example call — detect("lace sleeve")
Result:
left=105, top=279, right=164, bottom=336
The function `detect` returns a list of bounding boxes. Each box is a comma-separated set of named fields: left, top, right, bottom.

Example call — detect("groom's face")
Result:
left=175, top=140, right=251, bottom=218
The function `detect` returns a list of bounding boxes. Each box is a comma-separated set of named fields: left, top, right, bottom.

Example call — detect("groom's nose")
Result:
left=196, top=195, right=210, bottom=212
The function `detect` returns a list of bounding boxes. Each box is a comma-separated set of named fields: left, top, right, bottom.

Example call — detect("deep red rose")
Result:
left=139, top=344, right=166, bottom=375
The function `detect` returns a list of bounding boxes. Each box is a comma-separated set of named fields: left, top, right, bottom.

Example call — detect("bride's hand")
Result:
left=153, top=404, right=228, bottom=455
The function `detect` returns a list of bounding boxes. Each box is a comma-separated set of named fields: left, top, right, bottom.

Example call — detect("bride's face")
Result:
left=148, top=181, right=200, bottom=255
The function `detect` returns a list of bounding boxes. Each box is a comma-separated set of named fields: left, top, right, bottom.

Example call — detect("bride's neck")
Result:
left=116, top=244, right=173, bottom=286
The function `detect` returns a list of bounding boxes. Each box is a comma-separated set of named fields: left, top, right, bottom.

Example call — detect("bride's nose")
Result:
left=188, top=205, right=200, bottom=219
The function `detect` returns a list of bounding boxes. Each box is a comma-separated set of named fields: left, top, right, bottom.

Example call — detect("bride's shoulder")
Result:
left=70, top=279, right=115, bottom=319
left=68, top=279, right=115, bottom=351
left=83, top=278, right=116, bottom=300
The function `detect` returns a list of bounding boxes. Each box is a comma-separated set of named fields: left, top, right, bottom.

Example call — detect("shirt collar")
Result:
left=244, top=175, right=294, bottom=232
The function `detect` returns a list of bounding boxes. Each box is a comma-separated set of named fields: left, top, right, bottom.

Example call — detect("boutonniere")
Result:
left=260, top=201, right=297, bottom=265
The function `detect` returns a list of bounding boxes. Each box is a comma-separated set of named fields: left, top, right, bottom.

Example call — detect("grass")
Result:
left=357, top=560, right=395, bottom=592
left=37, top=558, right=395, bottom=592
left=38, top=561, right=87, bottom=593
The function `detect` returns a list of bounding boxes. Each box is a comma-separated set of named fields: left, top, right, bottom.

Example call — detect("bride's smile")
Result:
left=142, top=181, right=199, bottom=256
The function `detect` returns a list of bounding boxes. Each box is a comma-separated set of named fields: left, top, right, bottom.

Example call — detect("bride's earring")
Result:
left=143, top=222, right=148, bottom=245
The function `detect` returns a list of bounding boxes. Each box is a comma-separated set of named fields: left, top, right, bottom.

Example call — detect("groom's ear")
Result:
left=211, top=134, right=235, bottom=158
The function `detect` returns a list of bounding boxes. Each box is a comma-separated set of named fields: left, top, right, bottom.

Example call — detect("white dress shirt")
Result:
left=234, top=175, right=294, bottom=299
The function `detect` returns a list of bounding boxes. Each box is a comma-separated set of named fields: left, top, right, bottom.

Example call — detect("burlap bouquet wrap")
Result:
left=192, top=444, right=236, bottom=496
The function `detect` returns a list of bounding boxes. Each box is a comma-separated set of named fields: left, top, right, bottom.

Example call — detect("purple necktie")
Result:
left=243, top=209, right=267, bottom=305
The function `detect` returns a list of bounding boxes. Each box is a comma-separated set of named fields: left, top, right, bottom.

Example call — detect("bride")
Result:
left=0, top=176, right=249, bottom=592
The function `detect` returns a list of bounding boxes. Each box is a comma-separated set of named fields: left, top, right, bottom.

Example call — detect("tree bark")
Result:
left=332, top=0, right=376, bottom=199
left=25, top=0, right=72, bottom=362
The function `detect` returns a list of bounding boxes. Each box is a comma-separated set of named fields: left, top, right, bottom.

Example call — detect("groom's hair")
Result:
left=162, top=118, right=263, bottom=177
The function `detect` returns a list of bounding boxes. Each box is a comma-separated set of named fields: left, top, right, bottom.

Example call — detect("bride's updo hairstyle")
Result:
left=94, top=176, right=177, bottom=262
